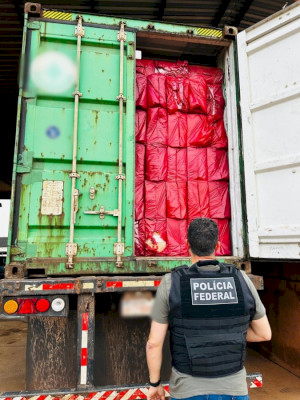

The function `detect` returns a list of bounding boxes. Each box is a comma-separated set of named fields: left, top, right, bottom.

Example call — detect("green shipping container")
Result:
left=8, top=10, right=244, bottom=276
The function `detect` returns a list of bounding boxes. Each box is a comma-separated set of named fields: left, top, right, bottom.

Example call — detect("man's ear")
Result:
left=215, top=241, right=221, bottom=253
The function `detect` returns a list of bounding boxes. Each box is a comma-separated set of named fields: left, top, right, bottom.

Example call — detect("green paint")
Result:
left=8, top=14, right=234, bottom=276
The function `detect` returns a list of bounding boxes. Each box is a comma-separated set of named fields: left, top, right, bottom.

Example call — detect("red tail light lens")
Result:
left=18, top=299, right=37, bottom=314
left=36, top=299, right=50, bottom=313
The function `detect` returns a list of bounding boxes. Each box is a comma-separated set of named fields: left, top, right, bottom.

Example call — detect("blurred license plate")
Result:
left=120, top=294, right=154, bottom=317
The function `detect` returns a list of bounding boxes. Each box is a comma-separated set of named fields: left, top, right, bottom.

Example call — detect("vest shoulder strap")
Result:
left=219, top=263, right=239, bottom=274
left=171, top=264, right=189, bottom=277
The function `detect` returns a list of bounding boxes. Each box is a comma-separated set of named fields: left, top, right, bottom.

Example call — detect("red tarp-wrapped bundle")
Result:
left=213, top=218, right=231, bottom=256
left=167, top=219, right=188, bottom=256
left=135, top=181, right=144, bottom=221
left=136, top=59, right=155, bottom=76
left=207, top=148, right=229, bottom=181
left=145, top=181, right=166, bottom=220
left=187, top=181, right=210, bottom=220
left=135, top=110, right=147, bottom=144
left=187, top=114, right=212, bottom=147
left=147, top=74, right=167, bottom=108
left=166, top=76, right=189, bottom=114
left=207, top=84, right=225, bottom=121
left=187, top=148, right=207, bottom=181
left=189, top=74, right=207, bottom=114
left=167, top=147, right=187, bottom=181
left=135, top=219, right=145, bottom=256
left=166, top=181, right=187, bottom=219
left=155, top=60, right=189, bottom=77
left=209, top=181, right=231, bottom=218
left=168, top=112, right=187, bottom=147
left=209, top=118, right=228, bottom=149
left=145, top=144, right=167, bottom=181
left=188, top=65, right=223, bottom=84
left=145, top=218, right=168, bottom=256
left=136, top=73, right=147, bottom=109
left=135, top=143, right=145, bottom=181
left=147, top=108, right=168, bottom=145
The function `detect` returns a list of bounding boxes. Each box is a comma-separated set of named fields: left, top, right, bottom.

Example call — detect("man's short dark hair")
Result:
left=187, top=218, right=219, bottom=256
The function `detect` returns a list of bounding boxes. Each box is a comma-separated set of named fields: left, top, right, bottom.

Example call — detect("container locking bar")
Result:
left=84, top=206, right=119, bottom=219
left=66, top=16, right=85, bottom=269
left=115, top=21, right=127, bottom=268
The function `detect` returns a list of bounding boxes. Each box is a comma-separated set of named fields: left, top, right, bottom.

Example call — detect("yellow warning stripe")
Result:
left=42, top=10, right=72, bottom=21
left=197, top=27, right=222, bottom=38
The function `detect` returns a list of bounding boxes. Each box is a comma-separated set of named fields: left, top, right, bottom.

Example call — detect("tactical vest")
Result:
left=169, top=260, right=256, bottom=378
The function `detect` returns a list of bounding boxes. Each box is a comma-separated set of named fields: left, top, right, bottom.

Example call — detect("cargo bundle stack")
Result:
left=135, top=59, right=231, bottom=257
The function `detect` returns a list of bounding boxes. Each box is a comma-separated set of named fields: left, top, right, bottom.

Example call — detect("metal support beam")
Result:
left=77, top=293, right=95, bottom=389
left=231, top=0, right=255, bottom=27
left=211, top=0, right=233, bottom=27
left=157, top=0, right=167, bottom=21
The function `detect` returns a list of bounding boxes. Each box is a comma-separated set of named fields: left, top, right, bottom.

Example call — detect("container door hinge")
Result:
left=75, top=17, right=85, bottom=37
left=65, top=243, right=78, bottom=269
left=114, top=242, right=125, bottom=268
left=117, top=22, right=127, bottom=42
left=84, top=206, right=119, bottom=219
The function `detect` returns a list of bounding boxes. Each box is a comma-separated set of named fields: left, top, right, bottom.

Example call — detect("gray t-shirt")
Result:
left=151, top=265, right=266, bottom=398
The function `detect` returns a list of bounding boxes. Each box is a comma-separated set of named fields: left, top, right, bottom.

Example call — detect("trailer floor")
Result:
left=0, top=320, right=299, bottom=398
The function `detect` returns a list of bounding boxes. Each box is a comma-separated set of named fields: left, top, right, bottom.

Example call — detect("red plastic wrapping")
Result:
left=145, top=144, right=167, bottom=181
left=135, top=219, right=145, bottom=256
left=145, top=181, right=166, bottom=219
left=209, top=118, right=228, bottom=149
left=168, top=112, right=187, bottom=147
left=136, top=59, right=155, bottom=76
left=166, top=76, right=189, bottom=114
left=209, top=181, right=231, bottom=218
left=145, top=218, right=168, bottom=256
left=189, top=75, right=207, bottom=114
left=136, top=73, right=147, bottom=109
left=207, top=148, right=229, bottom=181
left=135, top=143, right=145, bottom=181
left=188, top=65, right=223, bottom=84
left=147, top=74, right=167, bottom=108
left=187, top=114, right=212, bottom=147
left=135, top=110, right=147, bottom=144
left=155, top=60, right=189, bottom=77
left=213, top=218, right=232, bottom=256
left=187, top=181, right=210, bottom=220
left=147, top=108, right=168, bottom=145
left=166, top=181, right=187, bottom=219
left=207, top=84, right=225, bottom=121
left=167, top=147, right=187, bottom=181
left=167, top=219, right=188, bottom=256
left=187, top=148, right=207, bottom=181
left=135, top=181, right=144, bottom=221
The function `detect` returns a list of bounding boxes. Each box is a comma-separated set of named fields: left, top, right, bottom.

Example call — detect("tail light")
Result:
left=2, top=296, right=67, bottom=316
left=51, top=298, right=65, bottom=312
left=36, top=298, right=50, bottom=313
left=3, top=300, right=19, bottom=314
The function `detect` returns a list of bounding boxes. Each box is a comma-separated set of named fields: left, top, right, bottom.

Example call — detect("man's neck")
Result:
left=190, top=255, right=216, bottom=264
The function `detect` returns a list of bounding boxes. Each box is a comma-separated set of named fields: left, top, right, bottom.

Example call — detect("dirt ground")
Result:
left=0, top=320, right=299, bottom=398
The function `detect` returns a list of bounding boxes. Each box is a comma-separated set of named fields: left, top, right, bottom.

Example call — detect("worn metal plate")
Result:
left=41, top=180, right=63, bottom=215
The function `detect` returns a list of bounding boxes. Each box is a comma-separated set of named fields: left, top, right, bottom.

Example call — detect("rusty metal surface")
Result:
left=26, top=311, right=77, bottom=390
left=94, top=310, right=171, bottom=386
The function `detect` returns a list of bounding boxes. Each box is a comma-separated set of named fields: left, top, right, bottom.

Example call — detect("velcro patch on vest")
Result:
left=190, top=277, right=238, bottom=305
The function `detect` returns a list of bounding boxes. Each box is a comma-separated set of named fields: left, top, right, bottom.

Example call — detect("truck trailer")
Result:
left=1, top=1, right=300, bottom=393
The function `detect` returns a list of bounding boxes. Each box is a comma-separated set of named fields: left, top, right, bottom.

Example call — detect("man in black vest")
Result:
left=146, top=218, right=271, bottom=400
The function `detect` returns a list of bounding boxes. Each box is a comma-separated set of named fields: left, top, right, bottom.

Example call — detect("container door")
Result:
left=237, top=2, right=300, bottom=259
left=12, top=19, right=135, bottom=272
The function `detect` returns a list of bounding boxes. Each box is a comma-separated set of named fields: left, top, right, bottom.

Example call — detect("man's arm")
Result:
left=247, top=315, right=272, bottom=342
left=146, top=321, right=168, bottom=400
